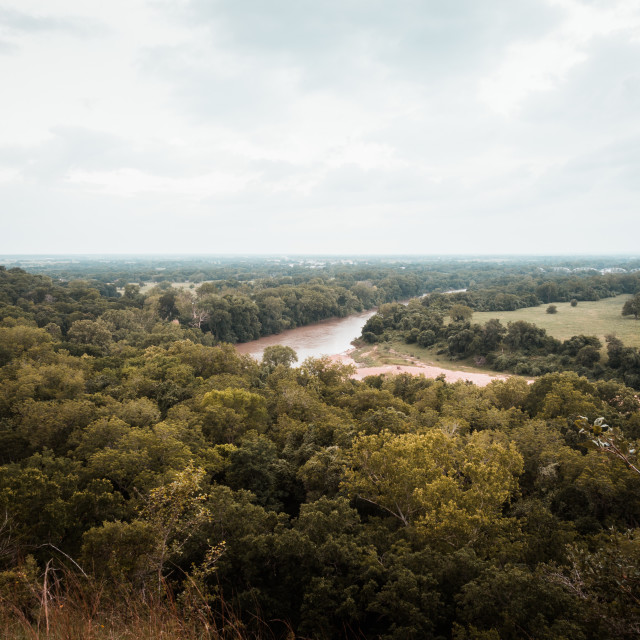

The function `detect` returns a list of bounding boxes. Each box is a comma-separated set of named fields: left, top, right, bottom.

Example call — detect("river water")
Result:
left=235, top=290, right=510, bottom=386
left=235, top=290, right=468, bottom=363
left=235, top=309, right=377, bottom=362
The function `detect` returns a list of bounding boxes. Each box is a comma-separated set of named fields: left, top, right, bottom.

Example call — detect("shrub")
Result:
left=417, top=329, right=436, bottom=347
left=546, top=305, right=557, bottom=314
left=576, top=345, right=600, bottom=367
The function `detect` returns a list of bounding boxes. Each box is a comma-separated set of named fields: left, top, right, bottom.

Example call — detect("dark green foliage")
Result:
left=621, top=293, right=640, bottom=319
left=457, top=566, right=586, bottom=639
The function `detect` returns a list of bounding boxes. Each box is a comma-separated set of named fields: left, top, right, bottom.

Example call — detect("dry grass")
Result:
left=0, top=565, right=253, bottom=640
left=350, top=341, right=495, bottom=376
left=350, top=343, right=408, bottom=367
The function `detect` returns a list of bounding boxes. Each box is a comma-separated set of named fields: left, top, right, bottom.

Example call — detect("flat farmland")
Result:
left=473, top=294, right=640, bottom=347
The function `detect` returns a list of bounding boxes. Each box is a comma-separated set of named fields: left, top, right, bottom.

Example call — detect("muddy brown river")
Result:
left=235, top=290, right=468, bottom=363
left=235, top=309, right=377, bottom=363
left=235, top=297, right=510, bottom=387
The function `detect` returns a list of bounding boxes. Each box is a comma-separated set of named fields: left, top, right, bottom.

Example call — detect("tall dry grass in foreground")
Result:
left=0, top=562, right=268, bottom=640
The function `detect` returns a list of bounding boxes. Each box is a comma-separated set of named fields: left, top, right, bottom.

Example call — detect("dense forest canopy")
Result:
left=0, top=256, right=639, bottom=639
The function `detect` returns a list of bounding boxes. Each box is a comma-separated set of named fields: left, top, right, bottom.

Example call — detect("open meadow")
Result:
left=473, top=294, right=640, bottom=348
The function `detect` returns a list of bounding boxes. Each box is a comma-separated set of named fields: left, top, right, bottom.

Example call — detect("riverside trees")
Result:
left=360, top=295, right=640, bottom=388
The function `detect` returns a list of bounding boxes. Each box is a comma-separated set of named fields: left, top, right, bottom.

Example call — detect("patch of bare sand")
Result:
left=352, top=364, right=507, bottom=386
left=328, top=351, right=357, bottom=366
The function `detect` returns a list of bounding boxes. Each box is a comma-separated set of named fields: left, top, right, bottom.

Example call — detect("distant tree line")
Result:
left=3, top=262, right=640, bottom=349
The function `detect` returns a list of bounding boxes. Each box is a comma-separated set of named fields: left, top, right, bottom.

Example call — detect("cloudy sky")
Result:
left=1, top=0, right=639, bottom=255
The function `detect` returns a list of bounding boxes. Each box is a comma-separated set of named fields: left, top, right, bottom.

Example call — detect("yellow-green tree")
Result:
left=201, top=387, right=268, bottom=443
left=343, top=429, right=523, bottom=549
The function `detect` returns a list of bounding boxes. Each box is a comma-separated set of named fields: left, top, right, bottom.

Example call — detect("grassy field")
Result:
left=472, top=294, right=640, bottom=348
left=138, top=281, right=200, bottom=294
left=117, top=281, right=204, bottom=295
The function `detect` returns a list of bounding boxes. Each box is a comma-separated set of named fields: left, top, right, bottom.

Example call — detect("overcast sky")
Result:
left=1, top=0, right=639, bottom=255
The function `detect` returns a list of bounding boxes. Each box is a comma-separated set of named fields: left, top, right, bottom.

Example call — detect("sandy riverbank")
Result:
left=329, top=351, right=509, bottom=387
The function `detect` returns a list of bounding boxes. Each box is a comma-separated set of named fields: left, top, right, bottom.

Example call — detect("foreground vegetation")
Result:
left=1, top=258, right=639, bottom=638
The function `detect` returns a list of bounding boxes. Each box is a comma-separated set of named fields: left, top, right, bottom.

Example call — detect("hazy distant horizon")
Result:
left=2, top=253, right=638, bottom=261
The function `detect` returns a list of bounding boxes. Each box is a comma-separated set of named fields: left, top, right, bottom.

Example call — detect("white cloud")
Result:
left=0, top=168, right=21, bottom=184
left=479, top=0, right=640, bottom=114
left=65, top=167, right=257, bottom=199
